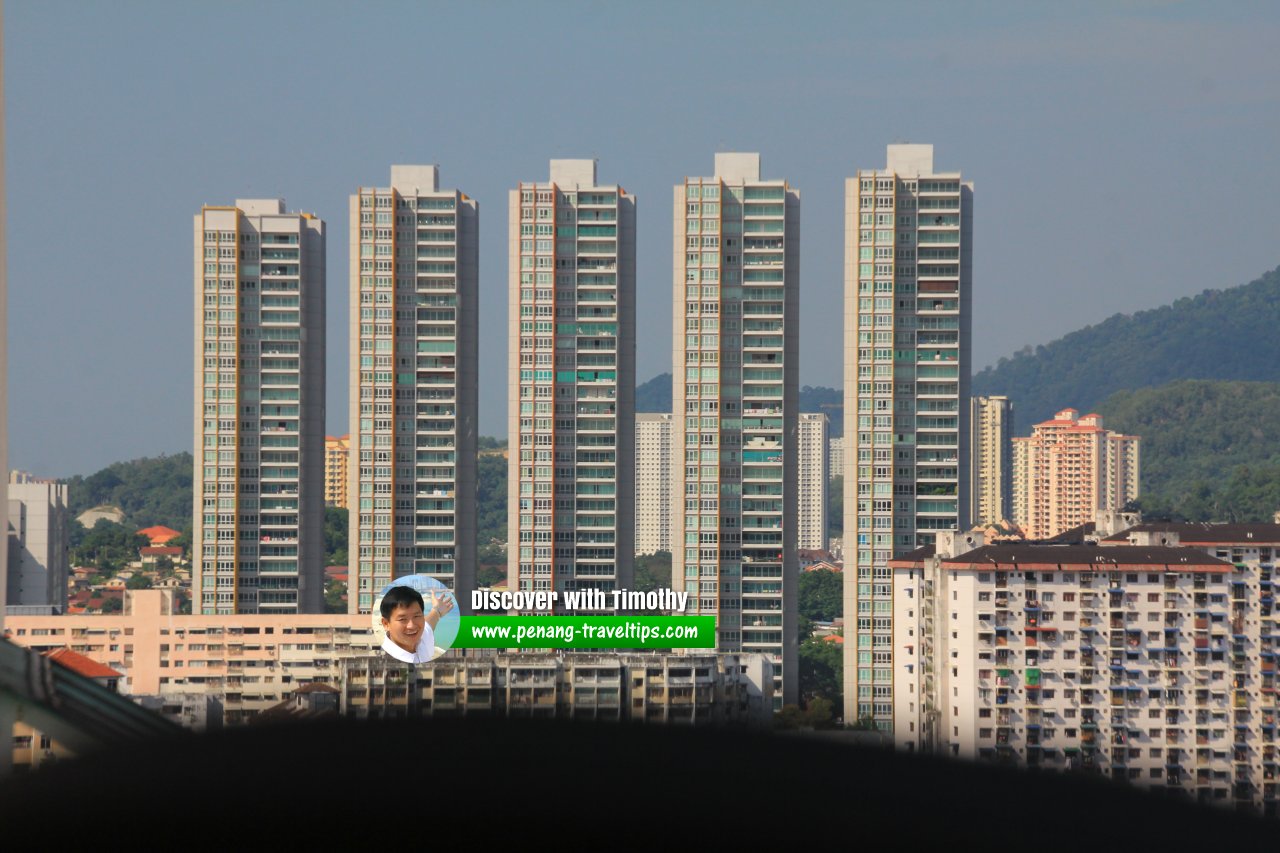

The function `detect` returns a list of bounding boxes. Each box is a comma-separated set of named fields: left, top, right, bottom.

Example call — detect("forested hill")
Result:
left=972, top=265, right=1280, bottom=435
left=1097, top=380, right=1280, bottom=523
left=64, top=452, right=193, bottom=531
left=636, top=373, right=673, bottom=413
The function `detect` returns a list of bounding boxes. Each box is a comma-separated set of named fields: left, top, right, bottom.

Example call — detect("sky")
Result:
left=6, top=0, right=1280, bottom=476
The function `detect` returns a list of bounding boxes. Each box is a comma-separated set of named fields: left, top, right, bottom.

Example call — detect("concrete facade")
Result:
left=0, top=1, right=8, bottom=631
left=5, top=478, right=68, bottom=611
left=4, top=590, right=377, bottom=727
left=672, top=153, right=800, bottom=708
left=893, top=520, right=1280, bottom=815
left=635, top=413, right=673, bottom=555
left=342, top=651, right=774, bottom=725
left=348, top=166, right=478, bottom=613
left=507, top=161, right=635, bottom=608
left=798, top=413, right=829, bottom=550
left=969, top=396, right=1012, bottom=527
left=843, top=144, right=973, bottom=730
left=828, top=436, right=844, bottom=483
left=194, top=200, right=325, bottom=615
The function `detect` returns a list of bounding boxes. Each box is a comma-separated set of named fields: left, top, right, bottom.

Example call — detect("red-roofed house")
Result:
left=137, top=525, right=181, bottom=546
left=81, top=589, right=125, bottom=614
left=43, top=647, right=123, bottom=691
left=141, top=545, right=184, bottom=566
left=10, top=649, right=131, bottom=772
left=798, top=549, right=834, bottom=569
left=803, top=560, right=842, bottom=573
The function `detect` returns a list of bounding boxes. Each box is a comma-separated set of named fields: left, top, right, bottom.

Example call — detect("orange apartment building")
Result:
left=324, top=434, right=350, bottom=508
left=1012, top=409, right=1139, bottom=540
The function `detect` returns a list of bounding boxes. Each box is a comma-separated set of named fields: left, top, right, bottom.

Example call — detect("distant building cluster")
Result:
left=1, top=131, right=1195, bottom=787
left=2, top=589, right=773, bottom=732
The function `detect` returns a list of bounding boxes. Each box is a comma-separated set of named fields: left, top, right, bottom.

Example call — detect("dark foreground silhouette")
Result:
left=1, top=718, right=1273, bottom=845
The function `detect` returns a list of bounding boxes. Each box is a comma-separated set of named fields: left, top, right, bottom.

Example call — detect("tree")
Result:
left=828, top=475, right=843, bottom=537
left=72, top=521, right=148, bottom=570
left=154, top=556, right=175, bottom=577
left=799, top=568, right=842, bottom=623
left=634, top=551, right=672, bottom=592
left=850, top=713, right=879, bottom=731
left=99, top=597, right=123, bottom=614
left=476, top=452, right=508, bottom=547
left=477, top=565, right=505, bottom=587
left=476, top=542, right=506, bottom=587
left=775, top=698, right=837, bottom=730
left=125, top=572, right=152, bottom=590
left=170, top=523, right=193, bottom=559
left=64, top=452, right=194, bottom=531
left=324, top=578, right=347, bottom=613
left=323, top=507, right=349, bottom=566
left=798, top=634, right=843, bottom=710
left=805, top=697, right=836, bottom=729
left=774, top=704, right=805, bottom=730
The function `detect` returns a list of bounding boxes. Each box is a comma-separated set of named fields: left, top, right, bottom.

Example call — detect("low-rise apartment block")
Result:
left=4, top=590, right=377, bottom=726
left=893, top=517, right=1280, bottom=815
left=342, top=652, right=773, bottom=725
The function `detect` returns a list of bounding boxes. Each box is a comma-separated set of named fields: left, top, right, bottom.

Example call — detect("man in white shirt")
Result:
left=379, top=584, right=455, bottom=664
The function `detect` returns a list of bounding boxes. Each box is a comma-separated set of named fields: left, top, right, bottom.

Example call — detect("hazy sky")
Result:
left=7, top=1, right=1279, bottom=476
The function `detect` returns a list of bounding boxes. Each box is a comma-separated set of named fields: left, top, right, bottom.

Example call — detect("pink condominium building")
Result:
left=1012, top=409, right=1140, bottom=541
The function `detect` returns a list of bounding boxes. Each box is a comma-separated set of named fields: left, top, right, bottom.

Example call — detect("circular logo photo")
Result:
left=373, top=575, right=460, bottom=664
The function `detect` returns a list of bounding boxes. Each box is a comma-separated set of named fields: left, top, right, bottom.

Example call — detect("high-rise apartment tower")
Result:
left=842, top=144, right=973, bottom=729
left=672, top=153, right=799, bottom=707
left=798, top=413, right=829, bottom=550
left=969, top=396, right=1012, bottom=527
left=507, top=160, right=635, bottom=606
left=348, top=166, right=478, bottom=614
left=635, top=413, right=673, bottom=555
left=194, top=200, right=325, bottom=614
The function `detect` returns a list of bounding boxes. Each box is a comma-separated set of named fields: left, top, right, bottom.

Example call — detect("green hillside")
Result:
left=636, top=373, right=672, bottom=413
left=66, top=443, right=511, bottom=561
left=1097, top=380, right=1280, bottom=523
left=65, top=452, right=193, bottom=531
left=973, top=265, right=1280, bottom=435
